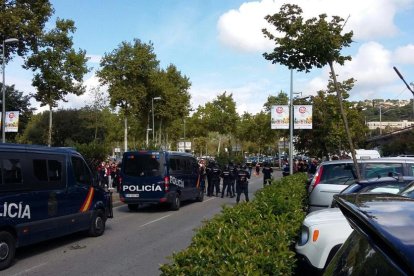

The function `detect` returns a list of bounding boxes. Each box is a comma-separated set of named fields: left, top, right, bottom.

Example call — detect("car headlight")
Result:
left=298, top=225, right=310, bottom=246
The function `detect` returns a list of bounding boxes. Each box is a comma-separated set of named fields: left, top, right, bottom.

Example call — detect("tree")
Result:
left=1, top=0, right=53, bottom=60
left=24, top=18, right=89, bottom=146
left=263, top=91, right=289, bottom=112
left=97, top=39, right=160, bottom=150
left=263, top=4, right=362, bottom=179
left=201, top=92, right=239, bottom=134
left=152, top=64, right=191, bottom=144
left=84, top=86, right=108, bottom=141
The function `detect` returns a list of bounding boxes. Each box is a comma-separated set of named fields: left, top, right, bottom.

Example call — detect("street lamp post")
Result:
left=289, top=69, right=294, bottom=175
left=2, top=38, right=19, bottom=143
left=152, top=96, right=161, bottom=143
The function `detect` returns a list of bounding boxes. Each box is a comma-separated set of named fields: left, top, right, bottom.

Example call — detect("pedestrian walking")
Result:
left=236, top=164, right=250, bottom=203
left=262, top=162, right=273, bottom=187
left=255, top=163, right=260, bottom=176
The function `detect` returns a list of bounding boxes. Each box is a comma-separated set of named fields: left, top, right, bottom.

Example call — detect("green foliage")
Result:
left=198, top=92, right=239, bottom=135
left=74, top=142, right=111, bottom=170
left=378, top=131, right=414, bottom=156
left=97, top=40, right=191, bottom=145
left=98, top=39, right=160, bottom=115
left=17, top=108, right=120, bottom=147
left=294, top=79, right=368, bottom=158
left=160, top=173, right=308, bottom=276
left=0, top=0, right=53, bottom=59
left=24, top=18, right=89, bottom=146
left=263, top=4, right=361, bottom=178
left=0, top=84, right=34, bottom=143
left=263, top=4, right=353, bottom=72
left=263, top=91, right=289, bottom=112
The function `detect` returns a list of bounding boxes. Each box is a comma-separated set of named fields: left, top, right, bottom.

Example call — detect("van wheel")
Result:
left=0, top=231, right=16, bottom=271
left=128, top=204, right=139, bottom=211
left=196, top=189, right=204, bottom=202
left=89, top=210, right=106, bottom=237
left=170, top=193, right=181, bottom=211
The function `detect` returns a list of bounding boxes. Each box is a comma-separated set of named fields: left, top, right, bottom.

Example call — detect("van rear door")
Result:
left=121, top=152, right=165, bottom=201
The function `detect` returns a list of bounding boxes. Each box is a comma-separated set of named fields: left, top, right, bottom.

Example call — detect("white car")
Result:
left=295, top=208, right=352, bottom=271
left=298, top=176, right=414, bottom=272
left=308, top=157, right=414, bottom=212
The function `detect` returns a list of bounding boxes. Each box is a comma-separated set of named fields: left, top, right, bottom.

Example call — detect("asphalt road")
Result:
left=6, top=170, right=282, bottom=276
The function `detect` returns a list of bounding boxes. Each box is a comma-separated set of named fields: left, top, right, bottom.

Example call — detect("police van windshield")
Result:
left=123, top=153, right=163, bottom=177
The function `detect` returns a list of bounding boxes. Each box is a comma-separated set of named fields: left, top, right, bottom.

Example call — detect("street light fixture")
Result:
left=152, top=96, right=161, bottom=142
left=2, top=38, right=19, bottom=143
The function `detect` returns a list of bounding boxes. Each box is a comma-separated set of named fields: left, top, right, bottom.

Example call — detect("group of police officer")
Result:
left=199, top=161, right=273, bottom=204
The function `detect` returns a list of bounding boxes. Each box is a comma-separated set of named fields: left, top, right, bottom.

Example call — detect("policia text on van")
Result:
left=0, top=144, right=113, bottom=270
left=119, top=151, right=204, bottom=211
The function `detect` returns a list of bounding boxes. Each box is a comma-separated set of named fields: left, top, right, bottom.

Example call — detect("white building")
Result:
left=366, top=120, right=414, bottom=130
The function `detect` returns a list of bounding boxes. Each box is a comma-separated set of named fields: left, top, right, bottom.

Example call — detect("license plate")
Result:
left=125, top=194, right=140, bottom=198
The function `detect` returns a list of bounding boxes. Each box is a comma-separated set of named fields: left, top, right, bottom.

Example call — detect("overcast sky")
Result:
left=6, top=0, right=414, bottom=114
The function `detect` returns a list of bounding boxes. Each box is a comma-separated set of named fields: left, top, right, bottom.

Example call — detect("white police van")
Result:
left=119, top=151, right=204, bottom=211
left=0, top=144, right=113, bottom=270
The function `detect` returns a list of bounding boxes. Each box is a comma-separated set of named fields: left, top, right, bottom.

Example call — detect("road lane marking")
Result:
left=12, top=262, right=47, bottom=276
left=140, top=214, right=172, bottom=227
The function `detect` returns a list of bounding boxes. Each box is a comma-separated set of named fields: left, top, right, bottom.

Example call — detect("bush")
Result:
left=160, top=173, right=308, bottom=276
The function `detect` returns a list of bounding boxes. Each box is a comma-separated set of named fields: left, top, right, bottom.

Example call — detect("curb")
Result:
left=110, top=191, right=123, bottom=208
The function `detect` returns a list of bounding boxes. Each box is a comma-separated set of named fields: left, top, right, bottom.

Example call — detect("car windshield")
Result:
left=399, top=181, right=414, bottom=198
left=364, top=163, right=404, bottom=178
left=319, top=163, right=356, bottom=185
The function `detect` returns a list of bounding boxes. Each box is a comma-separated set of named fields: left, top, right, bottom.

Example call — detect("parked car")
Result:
left=324, top=193, right=414, bottom=275
left=307, top=157, right=414, bottom=212
left=296, top=176, right=414, bottom=273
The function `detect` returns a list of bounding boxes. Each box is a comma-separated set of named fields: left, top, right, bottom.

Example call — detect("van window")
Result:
left=364, top=163, right=403, bottom=178
left=124, top=154, right=162, bottom=177
left=320, top=163, right=356, bottom=185
left=72, top=156, right=93, bottom=185
left=0, top=159, right=23, bottom=189
left=32, top=158, right=64, bottom=188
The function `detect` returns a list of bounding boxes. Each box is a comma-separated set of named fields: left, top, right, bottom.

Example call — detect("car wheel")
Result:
left=89, top=209, right=106, bottom=237
left=128, top=204, right=139, bottom=211
left=170, top=193, right=181, bottom=210
left=0, top=231, right=16, bottom=271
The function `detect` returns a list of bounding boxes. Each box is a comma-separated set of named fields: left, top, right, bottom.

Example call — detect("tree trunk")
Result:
left=329, top=61, right=362, bottom=180
left=48, top=105, right=52, bottom=147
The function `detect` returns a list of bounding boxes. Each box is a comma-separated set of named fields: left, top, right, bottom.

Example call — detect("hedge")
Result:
left=160, top=173, right=308, bottom=276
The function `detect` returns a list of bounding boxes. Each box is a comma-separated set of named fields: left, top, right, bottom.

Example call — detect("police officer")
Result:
left=262, top=162, right=273, bottom=187
left=211, top=163, right=222, bottom=196
left=220, top=164, right=233, bottom=198
left=236, top=164, right=250, bottom=203
left=228, top=162, right=236, bottom=197
left=206, top=161, right=214, bottom=196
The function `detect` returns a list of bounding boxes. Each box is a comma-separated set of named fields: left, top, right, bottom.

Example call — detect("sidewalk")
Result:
left=108, top=189, right=123, bottom=207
